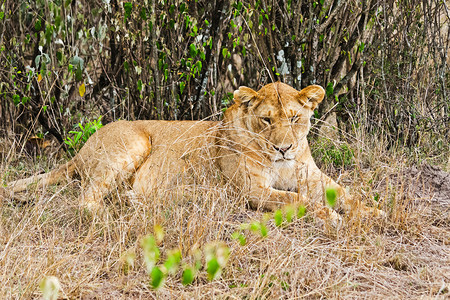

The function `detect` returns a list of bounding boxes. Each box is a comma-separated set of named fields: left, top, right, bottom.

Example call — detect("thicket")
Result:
left=0, top=0, right=448, bottom=156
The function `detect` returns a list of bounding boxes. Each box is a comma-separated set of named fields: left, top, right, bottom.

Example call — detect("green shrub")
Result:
left=64, top=117, right=103, bottom=155
left=313, top=139, right=355, bottom=168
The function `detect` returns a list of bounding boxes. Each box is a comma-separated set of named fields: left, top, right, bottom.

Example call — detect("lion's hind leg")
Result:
left=76, top=137, right=152, bottom=211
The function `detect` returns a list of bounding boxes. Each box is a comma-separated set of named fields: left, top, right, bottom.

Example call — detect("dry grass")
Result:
left=1, top=134, right=449, bottom=299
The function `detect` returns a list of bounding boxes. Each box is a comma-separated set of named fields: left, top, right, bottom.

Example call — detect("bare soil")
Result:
left=375, top=162, right=450, bottom=226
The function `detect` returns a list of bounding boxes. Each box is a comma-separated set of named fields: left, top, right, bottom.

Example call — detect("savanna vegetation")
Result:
left=0, top=0, right=449, bottom=298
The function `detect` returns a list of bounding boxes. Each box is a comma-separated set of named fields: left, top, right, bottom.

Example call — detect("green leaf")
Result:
left=149, top=20, right=153, bottom=32
left=75, top=68, right=83, bottom=82
left=325, top=187, right=338, bottom=207
left=326, top=82, right=334, bottom=97
left=274, top=209, right=283, bottom=227
left=150, top=266, right=165, bottom=289
left=180, top=81, right=186, bottom=94
left=319, top=33, right=324, bottom=42
left=204, top=242, right=229, bottom=281
left=250, top=221, right=260, bottom=232
left=141, top=235, right=160, bottom=272
left=232, top=231, right=246, bottom=246
left=35, top=19, right=42, bottom=31
left=13, top=94, right=20, bottom=106
left=196, top=61, right=202, bottom=73
left=164, top=250, right=181, bottom=274
left=189, top=43, right=198, bottom=58
left=140, top=7, right=147, bottom=20
left=208, top=37, right=213, bottom=49
left=124, top=2, right=132, bottom=22
left=206, top=258, right=220, bottom=281
left=199, top=51, right=206, bottom=61
left=157, top=59, right=163, bottom=70
left=182, top=266, right=195, bottom=285
left=64, top=138, right=73, bottom=147
left=180, top=3, right=186, bottom=13
left=297, top=205, right=306, bottom=218
left=285, top=206, right=295, bottom=223
left=56, top=51, right=63, bottom=63
left=222, top=47, right=229, bottom=59
left=45, top=25, right=53, bottom=43
left=358, top=42, right=365, bottom=52
left=74, top=132, right=82, bottom=144
left=169, top=4, right=175, bottom=15
left=374, top=193, right=380, bottom=202
left=259, top=222, right=268, bottom=237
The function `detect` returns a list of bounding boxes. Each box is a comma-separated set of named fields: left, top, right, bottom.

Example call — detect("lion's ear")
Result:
left=298, top=85, right=325, bottom=110
left=234, top=86, right=259, bottom=106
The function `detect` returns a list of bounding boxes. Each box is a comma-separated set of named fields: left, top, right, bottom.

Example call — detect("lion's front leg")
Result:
left=338, top=189, right=385, bottom=218
left=247, top=185, right=342, bottom=225
left=247, top=187, right=300, bottom=211
left=298, top=163, right=384, bottom=218
left=319, top=179, right=385, bottom=218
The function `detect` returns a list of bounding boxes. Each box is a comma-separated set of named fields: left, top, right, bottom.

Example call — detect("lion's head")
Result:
left=223, top=82, right=325, bottom=162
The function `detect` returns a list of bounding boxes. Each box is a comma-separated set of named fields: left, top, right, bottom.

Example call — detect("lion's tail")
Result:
left=7, top=160, right=76, bottom=193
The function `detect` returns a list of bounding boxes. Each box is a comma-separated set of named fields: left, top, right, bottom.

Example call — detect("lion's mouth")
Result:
left=274, top=158, right=294, bottom=162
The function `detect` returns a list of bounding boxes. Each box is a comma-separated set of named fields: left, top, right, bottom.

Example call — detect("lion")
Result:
left=6, top=82, right=382, bottom=222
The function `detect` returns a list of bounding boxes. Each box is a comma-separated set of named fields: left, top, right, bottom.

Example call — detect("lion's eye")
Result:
left=261, top=117, right=272, bottom=125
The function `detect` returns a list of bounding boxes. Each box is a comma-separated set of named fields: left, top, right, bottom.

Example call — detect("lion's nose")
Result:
left=273, top=144, right=292, bottom=155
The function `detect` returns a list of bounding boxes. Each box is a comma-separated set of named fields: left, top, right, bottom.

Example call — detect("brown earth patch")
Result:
left=375, top=162, right=450, bottom=226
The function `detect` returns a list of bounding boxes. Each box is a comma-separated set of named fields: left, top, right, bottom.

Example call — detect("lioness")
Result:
left=7, top=82, right=382, bottom=222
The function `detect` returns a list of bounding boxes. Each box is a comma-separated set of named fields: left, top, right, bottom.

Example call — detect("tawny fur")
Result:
left=6, top=82, right=382, bottom=221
